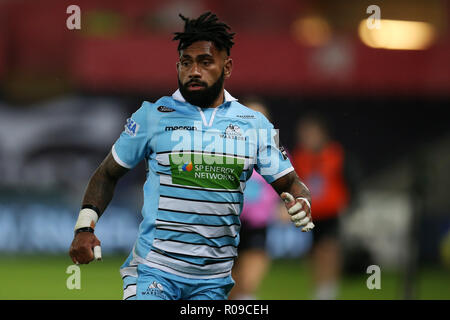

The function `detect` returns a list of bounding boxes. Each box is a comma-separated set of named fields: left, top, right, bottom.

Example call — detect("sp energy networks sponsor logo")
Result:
left=169, top=153, right=244, bottom=190
left=179, top=161, right=193, bottom=172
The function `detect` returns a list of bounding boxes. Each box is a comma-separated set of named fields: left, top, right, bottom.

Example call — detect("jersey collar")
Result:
left=171, top=89, right=238, bottom=104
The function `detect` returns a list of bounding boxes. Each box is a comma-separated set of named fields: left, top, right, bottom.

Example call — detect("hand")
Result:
left=69, top=232, right=102, bottom=264
left=280, top=192, right=314, bottom=232
left=277, top=202, right=292, bottom=224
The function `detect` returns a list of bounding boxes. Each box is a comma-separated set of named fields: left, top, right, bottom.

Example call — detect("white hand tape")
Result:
left=282, top=192, right=295, bottom=203
left=288, top=202, right=302, bottom=215
left=291, top=210, right=306, bottom=222
left=93, top=245, right=102, bottom=261
left=302, top=222, right=315, bottom=232
left=295, top=216, right=310, bottom=227
left=296, top=197, right=311, bottom=209
left=298, top=216, right=310, bottom=226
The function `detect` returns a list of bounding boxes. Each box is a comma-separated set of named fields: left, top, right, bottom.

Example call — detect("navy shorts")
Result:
left=238, top=222, right=267, bottom=251
left=312, top=216, right=340, bottom=244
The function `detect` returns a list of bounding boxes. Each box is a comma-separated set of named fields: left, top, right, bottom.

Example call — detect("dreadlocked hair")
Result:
left=173, top=11, right=235, bottom=55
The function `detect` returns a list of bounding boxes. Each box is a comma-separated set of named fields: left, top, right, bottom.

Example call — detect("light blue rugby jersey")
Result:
left=113, top=89, right=294, bottom=279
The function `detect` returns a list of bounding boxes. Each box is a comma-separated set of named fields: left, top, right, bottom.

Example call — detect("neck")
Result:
left=206, top=90, right=225, bottom=109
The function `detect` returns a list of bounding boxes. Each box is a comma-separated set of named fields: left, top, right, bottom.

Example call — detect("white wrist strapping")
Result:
left=74, top=208, right=99, bottom=231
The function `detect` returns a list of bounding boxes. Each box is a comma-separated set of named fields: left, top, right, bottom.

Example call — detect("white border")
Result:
left=271, top=166, right=295, bottom=182
left=112, top=144, right=133, bottom=169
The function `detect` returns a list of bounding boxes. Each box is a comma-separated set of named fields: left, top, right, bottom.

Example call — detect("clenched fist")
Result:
left=281, top=192, right=314, bottom=232
left=69, top=232, right=102, bottom=264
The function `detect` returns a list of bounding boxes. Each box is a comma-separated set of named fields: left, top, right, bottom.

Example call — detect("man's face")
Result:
left=177, top=41, right=232, bottom=107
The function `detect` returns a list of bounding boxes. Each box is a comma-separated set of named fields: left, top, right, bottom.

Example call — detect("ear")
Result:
left=224, top=58, right=233, bottom=79
left=176, top=61, right=181, bottom=72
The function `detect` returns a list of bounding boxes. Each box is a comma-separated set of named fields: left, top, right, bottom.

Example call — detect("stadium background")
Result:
left=0, top=0, right=449, bottom=299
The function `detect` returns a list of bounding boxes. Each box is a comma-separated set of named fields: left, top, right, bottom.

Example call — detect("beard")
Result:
left=178, top=69, right=225, bottom=108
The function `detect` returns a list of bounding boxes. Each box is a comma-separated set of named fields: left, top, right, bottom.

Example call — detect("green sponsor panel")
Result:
left=169, top=153, right=245, bottom=190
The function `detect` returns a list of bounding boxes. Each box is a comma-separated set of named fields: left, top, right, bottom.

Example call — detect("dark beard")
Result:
left=178, top=70, right=225, bottom=108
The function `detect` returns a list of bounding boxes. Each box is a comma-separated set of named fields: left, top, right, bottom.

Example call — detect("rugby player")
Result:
left=69, top=11, right=314, bottom=300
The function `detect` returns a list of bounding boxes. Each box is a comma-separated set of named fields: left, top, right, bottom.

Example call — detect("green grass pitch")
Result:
left=0, top=254, right=448, bottom=300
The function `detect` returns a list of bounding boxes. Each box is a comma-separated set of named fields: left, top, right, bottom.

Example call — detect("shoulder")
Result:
left=227, top=101, right=271, bottom=127
left=228, top=102, right=258, bottom=118
left=134, top=96, right=180, bottom=116
left=127, top=97, right=176, bottom=133
left=131, top=100, right=153, bottom=115
left=143, top=97, right=175, bottom=111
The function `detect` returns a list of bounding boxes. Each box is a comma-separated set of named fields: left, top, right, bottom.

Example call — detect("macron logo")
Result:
left=165, top=126, right=197, bottom=131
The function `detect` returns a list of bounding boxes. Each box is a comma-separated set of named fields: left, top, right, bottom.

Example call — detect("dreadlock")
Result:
left=173, top=12, right=235, bottom=55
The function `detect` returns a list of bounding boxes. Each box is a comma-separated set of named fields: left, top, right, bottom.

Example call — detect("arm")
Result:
left=254, top=112, right=313, bottom=231
left=271, top=170, right=311, bottom=203
left=69, top=152, right=129, bottom=264
left=271, top=171, right=314, bottom=232
left=82, top=151, right=129, bottom=215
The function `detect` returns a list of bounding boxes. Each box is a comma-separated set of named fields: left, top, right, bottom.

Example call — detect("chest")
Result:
left=149, top=113, right=260, bottom=190
left=153, top=114, right=259, bottom=157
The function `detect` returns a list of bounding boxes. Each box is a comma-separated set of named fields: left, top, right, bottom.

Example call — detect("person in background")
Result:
left=228, top=99, right=282, bottom=300
left=291, top=113, right=349, bottom=300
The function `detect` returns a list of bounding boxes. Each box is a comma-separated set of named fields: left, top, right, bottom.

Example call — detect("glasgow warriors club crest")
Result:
left=225, top=124, right=242, bottom=136
left=221, top=124, right=246, bottom=141
left=141, top=281, right=166, bottom=299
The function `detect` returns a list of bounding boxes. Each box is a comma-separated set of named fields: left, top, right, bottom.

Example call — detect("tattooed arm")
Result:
left=81, top=152, right=129, bottom=216
left=271, top=171, right=314, bottom=232
left=271, top=171, right=311, bottom=202
left=69, top=152, right=129, bottom=264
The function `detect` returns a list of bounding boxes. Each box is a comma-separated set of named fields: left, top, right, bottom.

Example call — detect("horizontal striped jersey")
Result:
left=113, top=89, right=294, bottom=279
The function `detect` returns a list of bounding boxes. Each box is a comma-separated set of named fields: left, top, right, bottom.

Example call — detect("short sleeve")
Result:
left=112, top=101, right=151, bottom=169
left=254, top=113, right=294, bottom=184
